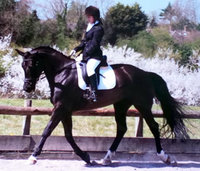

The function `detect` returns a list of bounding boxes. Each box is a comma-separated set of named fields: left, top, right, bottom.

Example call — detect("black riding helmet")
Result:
left=85, top=6, right=100, bottom=20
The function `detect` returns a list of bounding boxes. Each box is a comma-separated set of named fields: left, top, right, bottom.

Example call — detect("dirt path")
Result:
left=0, top=159, right=200, bottom=171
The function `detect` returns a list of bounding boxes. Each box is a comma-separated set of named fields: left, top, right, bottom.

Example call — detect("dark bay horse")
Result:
left=16, top=46, right=189, bottom=165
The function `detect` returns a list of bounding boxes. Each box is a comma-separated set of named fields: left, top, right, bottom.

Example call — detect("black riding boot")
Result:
left=88, top=74, right=97, bottom=102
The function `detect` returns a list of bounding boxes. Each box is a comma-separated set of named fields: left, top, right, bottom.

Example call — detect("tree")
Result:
left=172, top=17, right=196, bottom=31
left=0, top=0, right=15, bottom=13
left=149, top=15, right=158, bottom=28
left=160, top=0, right=199, bottom=30
left=160, top=3, right=176, bottom=25
left=173, top=0, right=198, bottom=24
left=67, top=1, right=87, bottom=40
left=104, top=3, right=148, bottom=45
left=13, top=10, right=40, bottom=46
left=0, top=0, right=15, bottom=36
left=30, top=19, right=56, bottom=46
left=73, top=14, right=86, bottom=40
left=46, top=0, right=69, bottom=18
left=196, top=24, right=200, bottom=31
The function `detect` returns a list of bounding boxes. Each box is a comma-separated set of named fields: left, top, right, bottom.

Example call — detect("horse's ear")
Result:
left=15, top=49, right=25, bottom=56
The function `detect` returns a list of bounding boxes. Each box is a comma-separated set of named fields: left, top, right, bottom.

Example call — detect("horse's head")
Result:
left=16, top=49, right=43, bottom=93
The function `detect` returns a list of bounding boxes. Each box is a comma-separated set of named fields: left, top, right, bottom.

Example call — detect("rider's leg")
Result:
left=86, top=58, right=101, bottom=102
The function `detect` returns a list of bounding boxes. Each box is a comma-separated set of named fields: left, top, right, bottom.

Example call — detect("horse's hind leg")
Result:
left=102, top=100, right=131, bottom=165
left=28, top=104, right=64, bottom=164
left=62, top=114, right=91, bottom=164
left=134, top=104, right=162, bottom=153
left=134, top=104, right=177, bottom=165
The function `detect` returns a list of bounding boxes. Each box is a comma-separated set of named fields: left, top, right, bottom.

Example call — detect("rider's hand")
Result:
left=70, top=50, right=76, bottom=56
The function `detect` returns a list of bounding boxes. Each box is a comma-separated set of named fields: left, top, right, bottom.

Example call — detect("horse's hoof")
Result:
left=164, top=155, right=178, bottom=166
left=101, top=158, right=112, bottom=166
left=171, top=160, right=178, bottom=166
left=157, top=150, right=177, bottom=166
left=166, top=156, right=178, bottom=166
left=28, top=155, right=37, bottom=165
left=91, top=160, right=98, bottom=165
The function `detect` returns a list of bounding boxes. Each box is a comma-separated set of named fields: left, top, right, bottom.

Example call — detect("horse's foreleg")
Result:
left=102, top=101, right=130, bottom=165
left=62, top=115, right=91, bottom=164
left=28, top=104, right=64, bottom=164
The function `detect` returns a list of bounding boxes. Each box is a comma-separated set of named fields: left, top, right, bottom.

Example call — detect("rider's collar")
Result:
left=86, top=20, right=99, bottom=32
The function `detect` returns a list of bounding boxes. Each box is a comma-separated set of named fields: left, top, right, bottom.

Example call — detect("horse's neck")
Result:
left=43, top=53, right=72, bottom=73
left=42, top=53, right=74, bottom=88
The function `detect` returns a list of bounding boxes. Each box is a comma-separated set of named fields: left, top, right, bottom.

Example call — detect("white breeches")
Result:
left=86, top=58, right=101, bottom=76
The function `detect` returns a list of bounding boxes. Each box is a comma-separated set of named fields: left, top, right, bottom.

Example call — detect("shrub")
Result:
left=190, top=38, right=200, bottom=50
left=173, top=43, right=199, bottom=71
left=0, top=50, right=9, bottom=78
left=117, top=31, right=156, bottom=57
left=0, top=59, right=6, bottom=78
left=117, top=27, right=175, bottom=58
left=174, top=44, right=192, bottom=65
left=151, top=27, right=174, bottom=49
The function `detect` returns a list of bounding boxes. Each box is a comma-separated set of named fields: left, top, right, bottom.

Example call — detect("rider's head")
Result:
left=85, top=6, right=100, bottom=23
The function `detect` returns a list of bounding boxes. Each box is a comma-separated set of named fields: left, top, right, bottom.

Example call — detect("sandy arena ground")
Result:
left=0, top=159, right=200, bottom=171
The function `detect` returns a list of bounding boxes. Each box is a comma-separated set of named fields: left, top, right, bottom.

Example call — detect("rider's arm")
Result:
left=74, top=36, right=86, bottom=52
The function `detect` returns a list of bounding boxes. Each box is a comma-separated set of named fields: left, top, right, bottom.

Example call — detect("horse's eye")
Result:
left=22, top=59, right=33, bottom=68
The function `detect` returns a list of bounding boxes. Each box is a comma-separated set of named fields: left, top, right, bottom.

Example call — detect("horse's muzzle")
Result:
left=23, top=79, right=36, bottom=93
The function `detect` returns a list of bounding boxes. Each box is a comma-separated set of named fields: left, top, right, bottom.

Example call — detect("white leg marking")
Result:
left=28, top=155, right=37, bottom=165
left=102, top=150, right=115, bottom=165
left=157, top=150, right=177, bottom=166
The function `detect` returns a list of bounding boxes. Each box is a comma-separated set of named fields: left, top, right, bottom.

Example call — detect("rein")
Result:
left=55, top=60, right=77, bottom=75
left=25, top=53, right=78, bottom=81
left=38, top=60, right=77, bottom=81
left=53, top=53, right=82, bottom=75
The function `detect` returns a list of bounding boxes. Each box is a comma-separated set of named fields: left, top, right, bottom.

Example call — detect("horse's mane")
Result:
left=32, top=46, right=70, bottom=59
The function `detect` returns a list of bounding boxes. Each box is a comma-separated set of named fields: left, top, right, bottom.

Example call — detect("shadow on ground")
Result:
left=85, top=161, right=200, bottom=169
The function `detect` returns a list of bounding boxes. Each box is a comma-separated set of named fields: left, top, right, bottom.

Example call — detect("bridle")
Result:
left=23, top=58, right=40, bottom=83
left=24, top=56, right=78, bottom=82
left=23, top=53, right=81, bottom=84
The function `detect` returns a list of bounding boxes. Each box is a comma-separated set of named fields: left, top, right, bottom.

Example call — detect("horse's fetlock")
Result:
left=28, top=155, right=37, bottom=165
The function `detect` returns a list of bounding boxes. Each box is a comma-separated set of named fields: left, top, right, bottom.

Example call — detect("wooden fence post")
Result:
left=22, top=99, right=32, bottom=135
left=135, top=116, right=143, bottom=137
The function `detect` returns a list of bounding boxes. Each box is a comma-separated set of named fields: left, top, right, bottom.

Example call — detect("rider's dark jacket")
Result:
left=74, top=21, right=104, bottom=61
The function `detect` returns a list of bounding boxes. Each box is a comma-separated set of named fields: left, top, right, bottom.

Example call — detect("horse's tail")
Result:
left=150, top=72, right=189, bottom=139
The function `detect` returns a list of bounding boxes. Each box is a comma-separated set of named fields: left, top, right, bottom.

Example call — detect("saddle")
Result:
left=75, top=55, right=116, bottom=90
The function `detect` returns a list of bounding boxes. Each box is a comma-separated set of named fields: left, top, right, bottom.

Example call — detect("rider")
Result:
left=70, top=6, right=104, bottom=102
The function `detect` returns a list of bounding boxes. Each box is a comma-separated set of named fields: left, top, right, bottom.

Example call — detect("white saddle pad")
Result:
left=76, top=59, right=116, bottom=90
